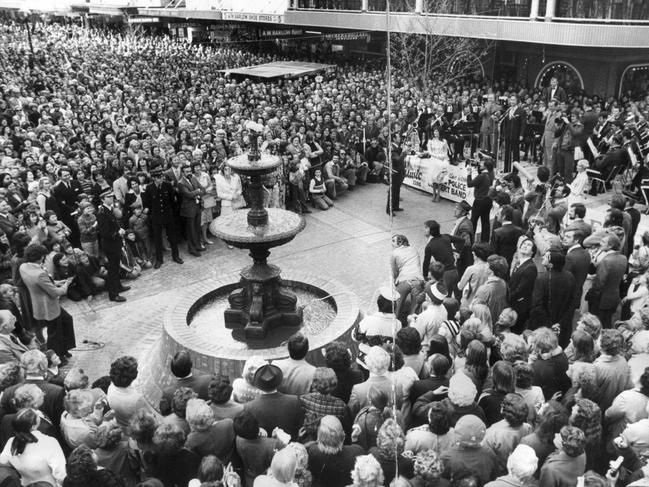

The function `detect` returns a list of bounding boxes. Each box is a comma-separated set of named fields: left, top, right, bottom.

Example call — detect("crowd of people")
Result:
left=1, top=12, right=649, bottom=487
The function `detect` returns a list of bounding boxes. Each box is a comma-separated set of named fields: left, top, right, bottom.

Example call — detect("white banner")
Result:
left=403, top=155, right=474, bottom=204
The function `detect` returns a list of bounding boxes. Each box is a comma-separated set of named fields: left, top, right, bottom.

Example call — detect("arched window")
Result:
left=535, top=61, right=584, bottom=94
left=619, top=64, right=649, bottom=98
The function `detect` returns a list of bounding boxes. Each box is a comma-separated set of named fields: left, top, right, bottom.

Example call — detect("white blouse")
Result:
left=0, top=431, right=66, bottom=486
left=214, top=173, right=242, bottom=207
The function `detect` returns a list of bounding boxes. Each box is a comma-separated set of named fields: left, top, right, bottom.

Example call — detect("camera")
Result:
left=608, top=456, right=624, bottom=477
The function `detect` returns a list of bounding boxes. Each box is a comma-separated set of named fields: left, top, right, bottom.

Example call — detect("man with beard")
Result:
left=565, top=202, right=592, bottom=238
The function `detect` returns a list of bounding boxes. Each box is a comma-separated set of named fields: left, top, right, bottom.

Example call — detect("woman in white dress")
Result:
left=211, top=165, right=243, bottom=249
left=426, top=128, right=450, bottom=202
left=193, top=162, right=216, bottom=246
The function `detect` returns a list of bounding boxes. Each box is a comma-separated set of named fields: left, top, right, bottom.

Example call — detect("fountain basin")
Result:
left=139, top=272, right=361, bottom=408
left=210, top=208, right=306, bottom=249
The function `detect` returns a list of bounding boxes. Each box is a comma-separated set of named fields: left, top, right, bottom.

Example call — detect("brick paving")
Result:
left=63, top=174, right=649, bottom=387
left=63, top=183, right=456, bottom=385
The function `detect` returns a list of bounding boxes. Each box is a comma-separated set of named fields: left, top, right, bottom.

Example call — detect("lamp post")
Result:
left=19, top=7, right=34, bottom=70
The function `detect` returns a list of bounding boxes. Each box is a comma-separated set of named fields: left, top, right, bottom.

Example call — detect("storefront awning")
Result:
left=221, top=61, right=334, bottom=79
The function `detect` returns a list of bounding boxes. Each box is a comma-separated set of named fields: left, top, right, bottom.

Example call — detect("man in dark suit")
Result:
left=423, top=220, right=458, bottom=295
left=451, top=200, right=475, bottom=279
left=244, top=364, right=303, bottom=440
left=386, top=138, right=405, bottom=215
left=531, top=250, right=576, bottom=348
left=0, top=350, right=65, bottom=428
left=96, top=190, right=129, bottom=302
left=563, top=229, right=591, bottom=324
left=0, top=199, right=17, bottom=239
left=409, top=353, right=450, bottom=405
left=178, top=163, right=204, bottom=257
left=594, top=134, right=629, bottom=181
left=491, top=205, right=524, bottom=268
left=541, top=77, right=567, bottom=105
left=142, top=168, right=183, bottom=269
left=52, top=167, right=82, bottom=247
left=587, top=233, right=628, bottom=328
left=159, top=351, right=212, bottom=415
left=502, top=95, right=526, bottom=173
left=509, top=237, right=538, bottom=333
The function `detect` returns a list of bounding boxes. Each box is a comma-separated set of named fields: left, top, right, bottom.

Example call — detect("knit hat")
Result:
left=448, top=372, right=477, bottom=407
left=507, top=444, right=538, bottom=479
left=454, top=414, right=486, bottom=446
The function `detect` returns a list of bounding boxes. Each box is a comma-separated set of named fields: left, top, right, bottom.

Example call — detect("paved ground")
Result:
left=63, top=169, right=649, bottom=386
left=64, top=182, right=456, bottom=383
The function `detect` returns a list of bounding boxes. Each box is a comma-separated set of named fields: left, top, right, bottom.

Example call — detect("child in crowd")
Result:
left=120, top=230, right=143, bottom=280
left=128, top=203, right=151, bottom=265
left=77, top=201, right=98, bottom=257
left=45, top=210, right=71, bottom=244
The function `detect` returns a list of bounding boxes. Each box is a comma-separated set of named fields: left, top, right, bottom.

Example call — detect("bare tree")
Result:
left=389, top=0, right=493, bottom=94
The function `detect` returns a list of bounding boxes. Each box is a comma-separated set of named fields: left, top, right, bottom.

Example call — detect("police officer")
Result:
left=142, top=167, right=183, bottom=269
left=97, top=189, right=130, bottom=302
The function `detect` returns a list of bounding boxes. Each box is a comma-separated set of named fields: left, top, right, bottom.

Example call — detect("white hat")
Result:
left=378, top=285, right=399, bottom=301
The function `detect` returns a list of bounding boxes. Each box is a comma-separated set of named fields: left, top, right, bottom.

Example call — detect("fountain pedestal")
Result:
left=224, top=246, right=303, bottom=340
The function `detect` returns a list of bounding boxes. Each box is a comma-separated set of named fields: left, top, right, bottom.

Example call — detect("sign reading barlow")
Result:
left=402, top=155, right=474, bottom=204
left=222, top=12, right=284, bottom=23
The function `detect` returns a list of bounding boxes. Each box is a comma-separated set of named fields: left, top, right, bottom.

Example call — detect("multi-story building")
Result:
left=5, top=0, right=649, bottom=97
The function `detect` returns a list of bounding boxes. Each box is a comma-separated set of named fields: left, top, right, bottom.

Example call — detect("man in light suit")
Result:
left=588, top=233, right=628, bottom=328
left=244, top=364, right=303, bottom=440
left=563, top=229, right=591, bottom=323
left=178, top=163, right=205, bottom=257
left=508, top=237, right=537, bottom=333
left=348, top=346, right=403, bottom=419
left=19, top=244, right=75, bottom=360
left=274, top=332, right=316, bottom=397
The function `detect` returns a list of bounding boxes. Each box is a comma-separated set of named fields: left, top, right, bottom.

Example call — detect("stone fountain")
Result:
left=209, top=125, right=305, bottom=341
left=139, top=123, right=361, bottom=407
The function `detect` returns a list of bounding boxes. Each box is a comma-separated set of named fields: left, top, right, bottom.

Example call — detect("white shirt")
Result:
left=0, top=430, right=66, bottom=487
left=412, top=303, right=448, bottom=347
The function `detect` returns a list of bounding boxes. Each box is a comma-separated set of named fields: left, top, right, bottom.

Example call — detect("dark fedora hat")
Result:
left=253, top=364, right=283, bottom=392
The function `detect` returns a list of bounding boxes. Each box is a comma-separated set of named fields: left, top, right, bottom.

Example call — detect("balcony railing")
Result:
left=293, top=0, right=649, bottom=21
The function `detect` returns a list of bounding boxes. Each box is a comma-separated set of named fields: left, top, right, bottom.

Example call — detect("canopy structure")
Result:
left=221, top=61, right=334, bottom=79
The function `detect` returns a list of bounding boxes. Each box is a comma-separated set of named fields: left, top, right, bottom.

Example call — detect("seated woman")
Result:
left=63, top=250, right=105, bottom=302
left=309, top=167, right=334, bottom=211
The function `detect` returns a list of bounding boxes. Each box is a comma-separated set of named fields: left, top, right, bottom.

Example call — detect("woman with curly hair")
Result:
left=254, top=446, right=298, bottom=487
left=299, top=367, right=350, bottom=442
left=324, top=341, right=364, bottom=404
left=206, top=375, right=243, bottom=421
left=149, top=423, right=201, bottom=487
left=483, top=393, right=532, bottom=467
left=514, top=361, right=544, bottom=424
left=106, top=356, right=155, bottom=431
left=369, top=418, right=405, bottom=485
left=93, top=421, right=139, bottom=487
left=520, top=401, right=569, bottom=473
left=405, top=400, right=456, bottom=455
left=63, top=444, right=123, bottom=487
left=569, top=399, right=604, bottom=473
left=594, top=329, right=633, bottom=412
left=539, top=426, right=587, bottom=487
left=161, top=386, right=197, bottom=436
left=350, top=454, right=385, bottom=487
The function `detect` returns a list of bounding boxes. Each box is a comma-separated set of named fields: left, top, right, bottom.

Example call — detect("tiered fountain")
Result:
left=140, top=122, right=360, bottom=405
